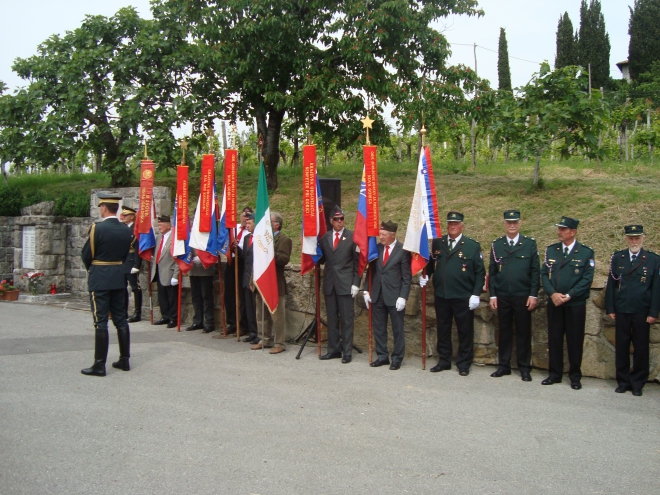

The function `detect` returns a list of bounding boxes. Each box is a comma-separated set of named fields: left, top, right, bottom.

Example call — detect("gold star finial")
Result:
left=361, top=115, right=374, bottom=146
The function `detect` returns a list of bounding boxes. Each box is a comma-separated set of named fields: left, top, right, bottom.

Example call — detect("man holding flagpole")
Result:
left=150, top=215, right=180, bottom=328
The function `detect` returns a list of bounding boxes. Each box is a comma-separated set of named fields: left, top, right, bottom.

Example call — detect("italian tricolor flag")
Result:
left=253, top=160, right=279, bottom=313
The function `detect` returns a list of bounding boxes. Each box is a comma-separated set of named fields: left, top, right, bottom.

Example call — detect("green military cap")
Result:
left=380, top=220, right=398, bottom=233
left=447, top=211, right=464, bottom=222
left=624, top=224, right=644, bottom=236
left=504, top=210, right=521, bottom=221
left=97, top=192, right=122, bottom=206
left=555, top=216, right=579, bottom=229
left=122, top=206, right=137, bottom=215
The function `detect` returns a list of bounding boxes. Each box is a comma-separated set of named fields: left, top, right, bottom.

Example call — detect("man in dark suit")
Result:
left=363, top=221, right=412, bottom=370
left=540, top=216, right=595, bottom=390
left=425, top=211, right=486, bottom=376
left=319, top=206, right=360, bottom=363
left=238, top=213, right=259, bottom=344
left=605, top=225, right=660, bottom=397
left=252, top=211, right=292, bottom=353
left=150, top=215, right=180, bottom=329
left=81, top=193, right=133, bottom=376
left=120, top=206, right=143, bottom=322
left=186, top=247, right=216, bottom=333
left=488, top=210, right=540, bottom=381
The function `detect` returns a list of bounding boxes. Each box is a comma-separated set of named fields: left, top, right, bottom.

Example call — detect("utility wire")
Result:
left=449, top=42, right=542, bottom=65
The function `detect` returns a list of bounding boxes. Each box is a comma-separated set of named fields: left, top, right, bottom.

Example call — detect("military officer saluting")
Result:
left=425, top=211, right=486, bottom=376
left=81, top=193, right=133, bottom=376
left=488, top=210, right=540, bottom=381
left=540, top=216, right=595, bottom=390
left=605, top=225, right=660, bottom=397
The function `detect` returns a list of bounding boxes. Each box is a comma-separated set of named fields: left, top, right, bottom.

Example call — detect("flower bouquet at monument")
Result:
left=0, top=279, right=19, bottom=301
left=23, top=271, right=45, bottom=295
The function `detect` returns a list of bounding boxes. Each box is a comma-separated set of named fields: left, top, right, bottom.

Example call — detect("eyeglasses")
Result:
left=332, top=217, right=345, bottom=221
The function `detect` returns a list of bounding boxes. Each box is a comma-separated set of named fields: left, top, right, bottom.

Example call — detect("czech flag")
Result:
left=354, top=165, right=379, bottom=277
left=134, top=199, right=157, bottom=262
left=171, top=197, right=193, bottom=274
left=403, top=145, right=441, bottom=275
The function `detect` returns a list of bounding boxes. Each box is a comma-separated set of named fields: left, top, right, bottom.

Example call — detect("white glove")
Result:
left=170, top=277, right=179, bottom=286
left=419, top=275, right=428, bottom=288
left=396, top=297, right=406, bottom=311
left=192, top=256, right=202, bottom=266
left=130, top=268, right=139, bottom=274
left=469, top=295, right=480, bottom=311
left=351, top=285, right=359, bottom=298
left=363, top=291, right=371, bottom=309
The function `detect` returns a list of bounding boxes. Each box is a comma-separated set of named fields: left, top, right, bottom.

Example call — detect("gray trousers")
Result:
left=372, top=293, right=405, bottom=364
left=325, top=290, right=354, bottom=358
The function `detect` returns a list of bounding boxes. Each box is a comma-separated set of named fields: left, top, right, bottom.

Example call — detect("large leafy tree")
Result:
left=555, top=12, right=578, bottom=69
left=497, top=28, right=512, bottom=91
left=577, top=0, right=610, bottom=90
left=153, top=0, right=482, bottom=190
left=8, top=8, right=191, bottom=186
left=628, top=0, right=660, bottom=81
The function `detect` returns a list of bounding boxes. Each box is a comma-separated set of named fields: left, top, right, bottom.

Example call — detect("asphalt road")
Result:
left=1, top=301, right=659, bottom=495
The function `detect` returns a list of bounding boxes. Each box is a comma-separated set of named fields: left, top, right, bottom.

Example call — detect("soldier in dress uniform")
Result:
left=488, top=210, right=540, bottom=381
left=540, top=216, right=595, bottom=390
left=81, top=193, right=133, bottom=376
left=425, top=211, right=486, bottom=376
left=119, top=206, right=143, bottom=322
left=605, top=225, right=660, bottom=397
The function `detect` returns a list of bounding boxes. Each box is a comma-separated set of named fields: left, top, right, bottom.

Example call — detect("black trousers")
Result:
left=89, top=288, right=129, bottom=363
left=615, top=312, right=650, bottom=390
left=191, top=276, right=215, bottom=330
left=156, top=274, right=178, bottom=322
left=324, top=290, right=355, bottom=358
left=124, top=272, right=141, bottom=310
left=372, top=294, right=405, bottom=364
left=243, top=287, right=258, bottom=338
left=224, top=262, right=248, bottom=334
left=547, top=302, right=586, bottom=382
left=435, top=296, right=473, bottom=371
left=496, top=295, right=532, bottom=372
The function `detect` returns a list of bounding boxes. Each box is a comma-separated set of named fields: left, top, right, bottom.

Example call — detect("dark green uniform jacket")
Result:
left=82, top=218, right=133, bottom=292
left=489, top=235, right=540, bottom=298
left=541, top=241, right=595, bottom=306
left=605, top=248, right=660, bottom=317
left=122, top=222, right=143, bottom=274
left=426, top=235, right=486, bottom=299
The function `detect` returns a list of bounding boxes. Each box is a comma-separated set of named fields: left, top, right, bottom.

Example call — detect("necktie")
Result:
left=248, top=235, right=253, bottom=248
left=564, top=246, right=569, bottom=258
left=383, top=245, right=390, bottom=265
left=156, top=235, right=165, bottom=264
left=631, top=254, right=637, bottom=263
left=334, top=232, right=340, bottom=249
left=510, top=240, right=514, bottom=247
left=449, top=238, right=454, bottom=250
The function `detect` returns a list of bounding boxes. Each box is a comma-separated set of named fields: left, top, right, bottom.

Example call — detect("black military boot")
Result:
left=82, top=329, right=109, bottom=376
left=112, top=326, right=131, bottom=371
left=128, top=291, right=142, bottom=322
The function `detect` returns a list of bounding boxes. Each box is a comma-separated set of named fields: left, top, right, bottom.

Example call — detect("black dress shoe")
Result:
left=112, top=358, right=130, bottom=371
left=389, top=362, right=401, bottom=370
left=242, top=335, right=257, bottom=343
left=571, top=382, right=582, bottom=390
left=370, top=359, right=390, bottom=367
left=319, top=352, right=342, bottom=360
left=341, top=356, right=352, bottom=364
left=430, top=364, right=451, bottom=373
left=541, top=377, right=561, bottom=385
left=153, top=318, right=169, bottom=325
left=490, top=368, right=511, bottom=378
left=167, top=321, right=177, bottom=328
left=458, top=369, right=469, bottom=376
left=81, top=361, right=106, bottom=376
left=632, top=388, right=643, bottom=396
left=202, top=328, right=215, bottom=334
left=128, top=314, right=141, bottom=323
left=521, top=371, right=532, bottom=382
left=614, top=385, right=630, bottom=393
left=186, top=324, right=204, bottom=331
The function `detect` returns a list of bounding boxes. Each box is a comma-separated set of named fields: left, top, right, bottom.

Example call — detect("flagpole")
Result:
left=177, top=272, right=182, bottom=332
left=422, top=267, right=427, bottom=370
left=368, top=263, right=373, bottom=364
left=148, top=262, right=154, bottom=324
left=235, top=245, right=241, bottom=341
left=219, top=261, right=227, bottom=335
left=261, top=296, right=265, bottom=352
left=315, top=265, right=321, bottom=357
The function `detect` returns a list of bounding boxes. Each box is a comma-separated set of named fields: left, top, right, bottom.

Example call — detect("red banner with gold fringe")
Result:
left=363, top=145, right=379, bottom=236
left=137, top=160, right=155, bottom=234
left=199, top=154, right=215, bottom=233
left=302, top=145, right=317, bottom=236
left=223, top=149, right=238, bottom=228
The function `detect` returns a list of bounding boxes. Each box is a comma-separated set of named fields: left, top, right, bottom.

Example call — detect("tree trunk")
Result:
left=397, top=134, right=402, bottom=162
left=471, top=119, right=477, bottom=171
left=1, top=162, right=8, bottom=186
left=255, top=108, right=285, bottom=190
left=293, top=133, right=299, bottom=168
left=324, top=141, right=328, bottom=168
left=407, top=143, right=411, bottom=163
left=533, top=154, right=541, bottom=189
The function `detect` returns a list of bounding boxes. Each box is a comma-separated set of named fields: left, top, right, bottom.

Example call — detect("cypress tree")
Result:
left=628, top=0, right=660, bottom=81
left=497, top=28, right=512, bottom=91
left=555, top=12, right=578, bottom=68
left=578, top=0, right=611, bottom=89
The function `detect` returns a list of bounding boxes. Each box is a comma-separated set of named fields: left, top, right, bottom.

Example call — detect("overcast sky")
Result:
left=0, top=0, right=632, bottom=124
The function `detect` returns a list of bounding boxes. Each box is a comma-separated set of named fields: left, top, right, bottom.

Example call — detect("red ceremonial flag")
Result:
left=176, top=165, right=189, bottom=240
left=363, top=145, right=380, bottom=236
left=302, top=146, right=318, bottom=237
left=224, top=149, right=238, bottom=229
left=199, top=154, right=215, bottom=232
left=137, top=160, right=155, bottom=234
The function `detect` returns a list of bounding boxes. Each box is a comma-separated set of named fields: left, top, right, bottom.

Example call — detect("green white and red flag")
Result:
left=253, top=160, right=279, bottom=313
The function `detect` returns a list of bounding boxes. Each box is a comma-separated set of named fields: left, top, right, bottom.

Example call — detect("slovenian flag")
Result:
left=354, top=165, right=379, bottom=277
left=134, top=199, right=157, bottom=262
left=403, top=145, right=441, bottom=275
left=253, top=160, right=279, bottom=313
left=217, top=182, right=231, bottom=256
left=171, top=197, right=193, bottom=274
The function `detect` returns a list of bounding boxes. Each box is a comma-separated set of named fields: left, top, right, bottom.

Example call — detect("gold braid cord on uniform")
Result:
left=91, top=261, right=122, bottom=266
left=90, top=224, right=96, bottom=260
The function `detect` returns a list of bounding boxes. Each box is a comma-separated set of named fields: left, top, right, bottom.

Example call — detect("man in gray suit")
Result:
left=363, top=221, right=412, bottom=370
left=150, top=215, right=180, bottom=328
left=319, top=206, right=360, bottom=363
left=186, top=247, right=216, bottom=333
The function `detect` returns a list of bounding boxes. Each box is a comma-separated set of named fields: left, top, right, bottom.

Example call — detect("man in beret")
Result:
left=605, top=225, right=660, bottom=397
left=319, top=205, right=360, bottom=363
left=540, top=216, right=595, bottom=390
left=150, top=215, right=180, bottom=329
left=488, top=210, right=540, bottom=381
left=120, top=206, right=143, bottom=322
left=363, top=221, right=411, bottom=370
left=424, top=211, right=486, bottom=376
left=81, top=193, right=133, bottom=376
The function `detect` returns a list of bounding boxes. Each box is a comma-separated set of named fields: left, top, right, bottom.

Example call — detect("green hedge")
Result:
left=0, top=185, right=23, bottom=216
left=54, top=191, right=90, bottom=217
left=0, top=186, right=89, bottom=217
